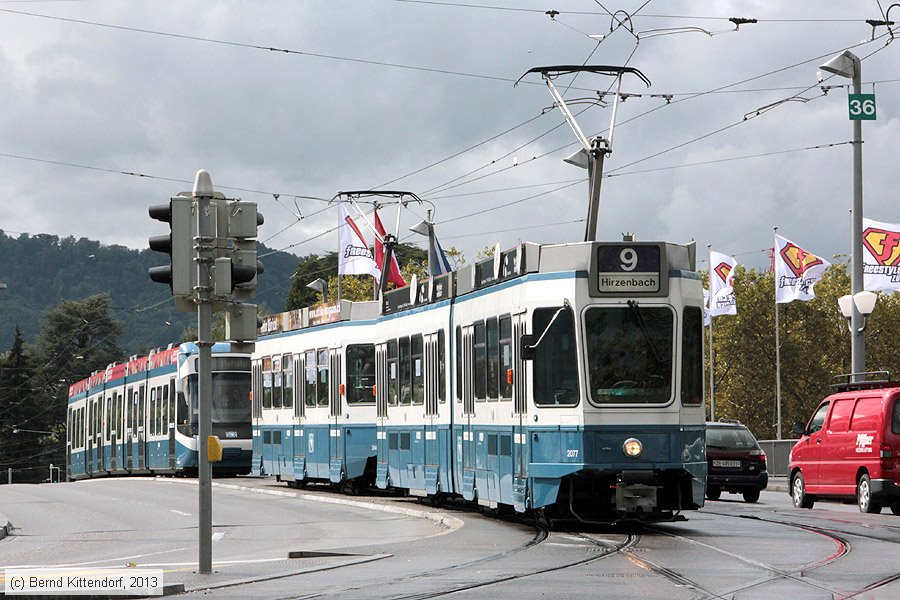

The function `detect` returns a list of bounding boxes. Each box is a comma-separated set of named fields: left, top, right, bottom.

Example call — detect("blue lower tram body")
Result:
left=255, top=424, right=377, bottom=485
left=68, top=439, right=252, bottom=480
left=255, top=423, right=706, bottom=520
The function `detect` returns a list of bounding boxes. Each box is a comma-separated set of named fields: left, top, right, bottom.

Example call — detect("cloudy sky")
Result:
left=1, top=0, right=898, bottom=271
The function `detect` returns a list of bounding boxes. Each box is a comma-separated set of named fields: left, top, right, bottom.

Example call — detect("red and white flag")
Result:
left=338, top=203, right=381, bottom=279
left=708, top=250, right=737, bottom=317
left=774, top=233, right=830, bottom=303
left=374, top=210, right=406, bottom=287
left=862, top=217, right=900, bottom=293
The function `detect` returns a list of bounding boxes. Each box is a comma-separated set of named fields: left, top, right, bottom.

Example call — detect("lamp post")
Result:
left=306, top=278, right=328, bottom=303
left=820, top=50, right=865, bottom=381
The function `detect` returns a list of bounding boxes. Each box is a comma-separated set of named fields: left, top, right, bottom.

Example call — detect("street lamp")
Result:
left=838, top=291, right=877, bottom=332
left=306, top=278, right=328, bottom=303
left=12, top=428, right=54, bottom=435
left=820, top=50, right=865, bottom=381
left=410, top=211, right=436, bottom=277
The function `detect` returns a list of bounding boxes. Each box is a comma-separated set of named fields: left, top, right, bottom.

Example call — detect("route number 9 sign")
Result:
left=596, top=244, right=662, bottom=294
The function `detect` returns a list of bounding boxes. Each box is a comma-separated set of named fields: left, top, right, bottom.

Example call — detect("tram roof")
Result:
left=259, top=239, right=698, bottom=338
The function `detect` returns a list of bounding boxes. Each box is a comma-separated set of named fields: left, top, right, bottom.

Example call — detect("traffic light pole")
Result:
left=149, top=169, right=263, bottom=575
left=194, top=173, right=215, bottom=575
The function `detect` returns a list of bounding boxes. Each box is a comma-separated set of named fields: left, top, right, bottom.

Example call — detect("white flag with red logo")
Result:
left=774, top=233, right=830, bottom=303
left=863, top=217, right=900, bottom=292
left=708, top=250, right=737, bottom=317
left=338, top=203, right=381, bottom=279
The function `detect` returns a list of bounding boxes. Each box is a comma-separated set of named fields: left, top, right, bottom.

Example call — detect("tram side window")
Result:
left=105, top=396, right=112, bottom=440
left=455, top=327, right=461, bottom=403
left=317, top=349, right=329, bottom=406
left=681, top=306, right=703, bottom=405
left=347, top=344, right=376, bottom=405
left=487, top=317, right=499, bottom=401
left=282, top=355, right=294, bottom=409
left=438, top=329, right=446, bottom=403
left=262, top=359, right=273, bottom=410
left=411, top=335, right=424, bottom=405
left=500, top=316, right=512, bottom=400
left=399, top=337, right=411, bottom=405
left=474, top=321, right=486, bottom=401
left=305, top=350, right=317, bottom=408
left=387, top=340, right=399, bottom=406
left=272, top=356, right=283, bottom=410
left=167, top=380, right=174, bottom=430
left=149, top=389, right=156, bottom=436
left=532, top=307, right=579, bottom=406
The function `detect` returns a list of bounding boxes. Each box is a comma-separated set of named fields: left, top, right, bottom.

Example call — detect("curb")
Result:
left=160, top=478, right=466, bottom=534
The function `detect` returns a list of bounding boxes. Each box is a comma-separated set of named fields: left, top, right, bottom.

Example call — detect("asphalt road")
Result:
left=1, top=478, right=899, bottom=599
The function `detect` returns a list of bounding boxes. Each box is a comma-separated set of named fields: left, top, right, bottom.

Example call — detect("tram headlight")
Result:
left=623, top=437, right=643, bottom=458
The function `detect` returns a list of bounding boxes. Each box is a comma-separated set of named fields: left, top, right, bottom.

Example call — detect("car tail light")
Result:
left=880, top=444, right=894, bottom=472
left=749, top=449, right=766, bottom=461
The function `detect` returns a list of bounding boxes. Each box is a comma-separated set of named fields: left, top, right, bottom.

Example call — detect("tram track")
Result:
left=670, top=508, right=894, bottom=599
left=257, top=522, right=638, bottom=600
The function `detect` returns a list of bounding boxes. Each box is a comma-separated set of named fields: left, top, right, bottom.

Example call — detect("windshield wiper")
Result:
left=626, top=300, right=663, bottom=372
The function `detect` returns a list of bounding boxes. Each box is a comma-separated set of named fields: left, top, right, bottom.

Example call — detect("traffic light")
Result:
left=225, top=302, right=260, bottom=343
left=212, top=201, right=264, bottom=299
left=148, top=196, right=195, bottom=303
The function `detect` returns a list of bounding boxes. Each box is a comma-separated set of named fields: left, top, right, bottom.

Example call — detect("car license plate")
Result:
left=225, top=431, right=238, bottom=439
left=712, top=459, right=741, bottom=468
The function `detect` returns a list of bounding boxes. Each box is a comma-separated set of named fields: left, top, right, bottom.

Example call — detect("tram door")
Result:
left=512, top=311, right=529, bottom=511
left=167, top=379, right=176, bottom=470
left=328, top=347, right=343, bottom=482
left=293, top=354, right=305, bottom=481
left=137, top=385, right=146, bottom=470
left=126, top=388, right=134, bottom=470
left=375, top=342, right=389, bottom=488
left=458, top=324, right=476, bottom=501
left=424, top=332, right=439, bottom=493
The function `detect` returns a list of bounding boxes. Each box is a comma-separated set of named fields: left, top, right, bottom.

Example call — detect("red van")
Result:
left=789, top=380, right=900, bottom=514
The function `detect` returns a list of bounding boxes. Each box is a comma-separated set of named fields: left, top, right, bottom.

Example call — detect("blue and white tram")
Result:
left=66, top=342, right=253, bottom=480
left=252, top=303, right=380, bottom=488
left=253, top=239, right=707, bottom=522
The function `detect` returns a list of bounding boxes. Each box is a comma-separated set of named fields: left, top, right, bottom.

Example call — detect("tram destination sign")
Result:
left=594, top=243, right=665, bottom=296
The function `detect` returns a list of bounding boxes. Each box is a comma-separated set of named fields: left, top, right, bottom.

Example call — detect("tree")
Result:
left=29, top=294, right=124, bottom=471
left=711, top=264, right=851, bottom=439
left=284, top=244, right=428, bottom=310
left=0, top=327, right=41, bottom=481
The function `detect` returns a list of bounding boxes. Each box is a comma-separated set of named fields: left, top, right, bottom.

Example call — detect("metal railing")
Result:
left=757, top=439, right=797, bottom=476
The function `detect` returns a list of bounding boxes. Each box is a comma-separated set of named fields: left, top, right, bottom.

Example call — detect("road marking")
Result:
left=170, top=509, right=191, bottom=516
left=212, top=532, right=225, bottom=542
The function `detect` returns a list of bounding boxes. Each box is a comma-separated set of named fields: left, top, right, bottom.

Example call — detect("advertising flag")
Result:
left=708, top=250, right=737, bottom=317
left=862, top=217, right=900, bottom=292
left=374, top=210, right=406, bottom=287
left=774, top=233, right=830, bottom=303
left=338, top=203, right=381, bottom=279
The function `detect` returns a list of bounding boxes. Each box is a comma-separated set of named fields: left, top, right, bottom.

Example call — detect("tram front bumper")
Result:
left=615, top=470, right=658, bottom=511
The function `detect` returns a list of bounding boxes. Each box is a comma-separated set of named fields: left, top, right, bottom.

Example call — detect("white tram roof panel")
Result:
left=258, top=240, right=698, bottom=338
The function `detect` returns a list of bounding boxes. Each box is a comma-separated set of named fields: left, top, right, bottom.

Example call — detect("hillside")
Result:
left=0, top=231, right=299, bottom=354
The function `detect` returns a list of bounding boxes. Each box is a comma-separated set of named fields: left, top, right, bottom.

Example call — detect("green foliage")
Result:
left=711, top=264, right=853, bottom=439
left=0, top=295, right=124, bottom=482
left=0, top=231, right=298, bottom=354
left=284, top=243, right=428, bottom=309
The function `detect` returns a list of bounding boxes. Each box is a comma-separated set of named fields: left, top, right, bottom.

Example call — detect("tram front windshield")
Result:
left=585, top=305, right=674, bottom=404
left=187, top=372, right=252, bottom=424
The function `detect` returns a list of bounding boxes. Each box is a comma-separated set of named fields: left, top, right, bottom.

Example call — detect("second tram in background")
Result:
left=66, top=342, right=253, bottom=480
left=252, top=239, right=707, bottom=523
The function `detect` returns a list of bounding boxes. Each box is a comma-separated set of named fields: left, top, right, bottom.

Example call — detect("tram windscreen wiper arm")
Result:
left=626, top=300, right=663, bottom=374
